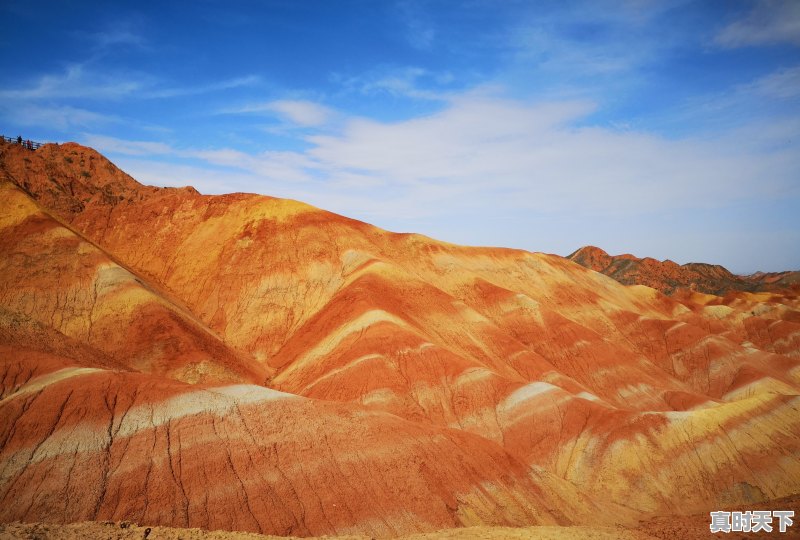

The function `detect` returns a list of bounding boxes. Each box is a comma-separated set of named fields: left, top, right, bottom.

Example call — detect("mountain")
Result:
left=1, top=139, right=799, bottom=537
left=568, top=245, right=800, bottom=295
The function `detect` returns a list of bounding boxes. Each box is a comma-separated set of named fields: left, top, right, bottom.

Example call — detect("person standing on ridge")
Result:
left=16, top=135, right=22, bottom=145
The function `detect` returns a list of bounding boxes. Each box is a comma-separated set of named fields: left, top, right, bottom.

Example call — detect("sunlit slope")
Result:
left=1, top=150, right=630, bottom=536
left=1, top=139, right=799, bottom=530
left=0, top=181, right=266, bottom=385
left=1, top=364, right=629, bottom=536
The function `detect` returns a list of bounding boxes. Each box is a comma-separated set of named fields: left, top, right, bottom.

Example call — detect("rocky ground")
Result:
left=0, top=522, right=654, bottom=540
left=635, top=493, right=800, bottom=539
left=4, top=494, right=800, bottom=540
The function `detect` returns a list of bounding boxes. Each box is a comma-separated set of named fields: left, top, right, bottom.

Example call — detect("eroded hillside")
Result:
left=1, top=139, right=799, bottom=537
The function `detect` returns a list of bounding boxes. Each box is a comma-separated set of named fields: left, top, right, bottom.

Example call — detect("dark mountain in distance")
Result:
left=568, top=245, right=800, bottom=296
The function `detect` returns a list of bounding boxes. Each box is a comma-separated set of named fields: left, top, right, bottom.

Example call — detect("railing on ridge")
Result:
left=1, top=135, right=50, bottom=150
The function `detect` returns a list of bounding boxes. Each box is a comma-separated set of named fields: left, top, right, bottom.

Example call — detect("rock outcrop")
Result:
left=567, top=245, right=800, bottom=295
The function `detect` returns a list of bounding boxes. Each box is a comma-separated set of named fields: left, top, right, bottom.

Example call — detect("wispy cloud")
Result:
left=652, top=63, right=800, bottom=136
left=362, top=67, right=451, bottom=100
left=507, top=1, right=670, bottom=77
left=716, top=0, right=800, bottom=48
left=75, top=17, right=150, bottom=53
left=0, top=64, right=259, bottom=102
left=742, top=65, right=800, bottom=99
left=80, top=134, right=173, bottom=156
left=222, top=99, right=334, bottom=127
left=0, top=64, right=145, bottom=101
left=3, top=104, right=119, bottom=131
left=335, top=66, right=456, bottom=101
left=144, top=75, right=262, bottom=99
left=88, top=28, right=147, bottom=50
left=396, top=0, right=435, bottom=50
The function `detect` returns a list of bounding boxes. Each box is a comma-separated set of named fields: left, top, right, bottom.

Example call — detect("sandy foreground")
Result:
left=7, top=488, right=798, bottom=540
left=0, top=522, right=657, bottom=540
left=4, top=494, right=800, bottom=540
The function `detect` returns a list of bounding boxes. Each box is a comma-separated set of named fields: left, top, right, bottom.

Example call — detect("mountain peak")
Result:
left=566, top=245, right=613, bottom=271
left=0, top=139, right=159, bottom=219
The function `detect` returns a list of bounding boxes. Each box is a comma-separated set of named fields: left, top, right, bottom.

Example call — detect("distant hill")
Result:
left=567, top=245, right=800, bottom=295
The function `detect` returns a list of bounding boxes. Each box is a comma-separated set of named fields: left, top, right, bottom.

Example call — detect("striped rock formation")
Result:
left=1, top=139, right=799, bottom=536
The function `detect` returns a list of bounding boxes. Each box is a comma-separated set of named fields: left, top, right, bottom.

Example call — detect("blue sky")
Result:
left=1, top=0, right=799, bottom=273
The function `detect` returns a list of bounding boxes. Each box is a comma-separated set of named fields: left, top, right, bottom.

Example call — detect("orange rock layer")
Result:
left=1, top=139, right=799, bottom=537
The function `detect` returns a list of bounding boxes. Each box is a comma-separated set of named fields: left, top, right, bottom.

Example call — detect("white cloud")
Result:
left=306, top=97, right=594, bottom=181
left=267, top=100, right=333, bottom=126
left=190, top=148, right=317, bottom=183
left=297, top=95, right=798, bottom=220
left=716, top=0, right=800, bottom=48
left=223, top=99, right=334, bottom=127
left=84, top=134, right=318, bottom=184
left=90, top=92, right=800, bottom=225
left=112, top=158, right=259, bottom=195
